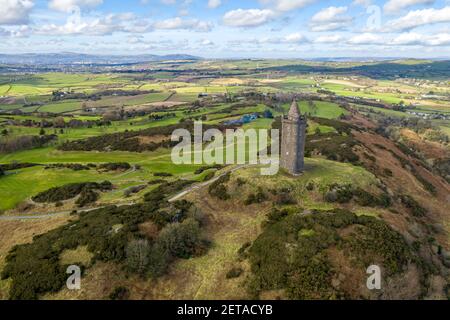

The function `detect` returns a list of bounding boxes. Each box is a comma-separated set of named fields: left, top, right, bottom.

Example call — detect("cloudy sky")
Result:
left=1, top=0, right=450, bottom=58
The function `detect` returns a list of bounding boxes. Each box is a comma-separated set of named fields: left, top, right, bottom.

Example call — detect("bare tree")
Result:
left=125, top=239, right=150, bottom=275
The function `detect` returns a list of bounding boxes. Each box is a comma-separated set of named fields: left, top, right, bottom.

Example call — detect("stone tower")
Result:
left=281, top=100, right=307, bottom=175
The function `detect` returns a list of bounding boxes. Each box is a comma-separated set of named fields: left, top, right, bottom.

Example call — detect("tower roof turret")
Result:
left=287, top=100, right=300, bottom=120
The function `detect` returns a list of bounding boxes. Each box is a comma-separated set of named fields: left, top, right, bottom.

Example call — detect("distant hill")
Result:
left=0, top=53, right=202, bottom=65
left=266, top=60, right=450, bottom=79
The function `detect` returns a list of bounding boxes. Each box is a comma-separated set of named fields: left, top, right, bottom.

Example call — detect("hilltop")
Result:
left=0, top=60, right=448, bottom=300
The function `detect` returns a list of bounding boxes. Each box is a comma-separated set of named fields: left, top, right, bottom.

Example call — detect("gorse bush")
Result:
left=247, top=209, right=415, bottom=299
left=2, top=189, right=207, bottom=299
left=98, top=162, right=131, bottom=171
left=194, top=164, right=223, bottom=175
left=153, top=172, right=173, bottom=177
left=32, top=181, right=112, bottom=203
left=208, top=173, right=231, bottom=200
left=0, top=162, right=39, bottom=171
left=305, top=132, right=360, bottom=164
left=144, top=179, right=194, bottom=203
left=226, top=267, right=243, bottom=279
left=324, top=184, right=391, bottom=208
left=75, top=189, right=99, bottom=207
left=109, top=286, right=130, bottom=300
left=399, top=194, right=427, bottom=217
left=58, top=121, right=231, bottom=152
left=244, top=187, right=268, bottom=205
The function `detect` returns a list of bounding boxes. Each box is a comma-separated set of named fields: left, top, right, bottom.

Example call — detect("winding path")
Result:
left=0, top=165, right=251, bottom=221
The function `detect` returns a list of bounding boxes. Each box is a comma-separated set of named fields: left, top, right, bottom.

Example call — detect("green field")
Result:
left=282, top=100, right=347, bottom=119
left=1, top=67, right=448, bottom=215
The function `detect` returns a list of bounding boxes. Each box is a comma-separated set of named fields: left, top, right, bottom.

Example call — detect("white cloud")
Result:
left=0, top=25, right=31, bottom=37
left=207, top=0, right=221, bottom=9
left=153, top=17, right=213, bottom=32
left=391, top=32, right=450, bottom=45
left=390, top=32, right=424, bottom=45
left=313, top=34, right=344, bottom=43
left=352, top=0, right=372, bottom=7
left=383, top=0, right=435, bottom=14
left=311, top=6, right=348, bottom=22
left=426, top=33, right=450, bottom=45
left=161, top=0, right=176, bottom=4
left=261, top=0, right=316, bottom=12
left=309, top=6, right=353, bottom=32
left=48, top=0, right=103, bottom=13
left=223, top=9, right=275, bottom=27
left=0, top=0, right=34, bottom=25
left=348, top=33, right=384, bottom=44
left=199, top=38, right=215, bottom=46
left=385, top=6, right=450, bottom=31
left=35, top=13, right=148, bottom=36
left=283, top=33, right=306, bottom=43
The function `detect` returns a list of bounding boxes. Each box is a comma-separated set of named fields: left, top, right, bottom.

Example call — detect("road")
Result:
left=0, top=165, right=251, bottom=221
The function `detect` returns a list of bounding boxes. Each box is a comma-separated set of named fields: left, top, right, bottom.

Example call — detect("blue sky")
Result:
left=0, top=0, right=450, bottom=58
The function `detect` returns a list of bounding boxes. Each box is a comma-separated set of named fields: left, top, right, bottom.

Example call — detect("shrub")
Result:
left=305, top=132, right=359, bottom=164
left=208, top=179, right=230, bottom=200
left=226, top=267, right=243, bottom=279
left=45, top=163, right=90, bottom=171
left=147, top=179, right=166, bottom=185
left=124, top=185, right=147, bottom=197
left=0, top=135, right=57, bottom=153
left=146, top=243, right=170, bottom=278
left=324, top=184, right=391, bottom=208
left=0, top=201, right=165, bottom=299
left=153, top=172, right=173, bottom=177
left=144, top=180, right=194, bottom=203
left=98, top=162, right=131, bottom=171
left=244, top=187, right=267, bottom=205
left=32, top=181, right=112, bottom=203
left=236, top=178, right=246, bottom=186
left=266, top=208, right=289, bottom=224
left=109, top=287, right=130, bottom=300
left=246, top=208, right=413, bottom=299
left=306, top=182, right=315, bottom=191
left=383, top=168, right=393, bottom=177
left=399, top=195, right=427, bottom=217
left=156, top=218, right=205, bottom=259
left=194, top=164, right=223, bottom=175
left=125, top=239, right=150, bottom=275
left=0, top=162, right=39, bottom=171
left=75, top=189, right=99, bottom=207
left=203, top=171, right=215, bottom=182
left=275, top=191, right=296, bottom=205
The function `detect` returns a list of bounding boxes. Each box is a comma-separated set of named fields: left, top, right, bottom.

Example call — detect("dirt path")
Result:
left=0, top=165, right=251, bottom=221
left=168, top=164, right=250, bottom=202
left=0, top=202, right=135, bottom=221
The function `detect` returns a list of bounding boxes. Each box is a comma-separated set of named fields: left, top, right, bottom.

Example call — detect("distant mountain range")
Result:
left=0, top=53, right=202, bottom=65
